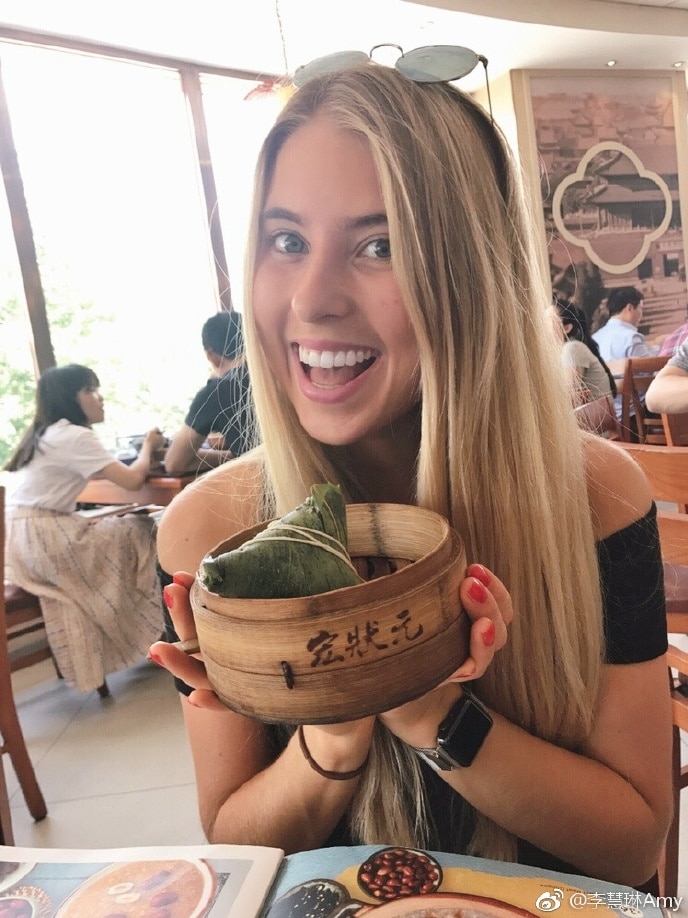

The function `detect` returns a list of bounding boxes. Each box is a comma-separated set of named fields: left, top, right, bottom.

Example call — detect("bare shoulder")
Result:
left=582, top=433, right=653, bottom=541
left=157, top=448, right=265, bottom=575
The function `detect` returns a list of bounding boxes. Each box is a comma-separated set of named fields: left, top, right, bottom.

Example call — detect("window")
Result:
left=0, top=178, right=35, bottom=468
left=202, top=74, right=284, bottom=310
left=1, top=42, right=222, bottom=449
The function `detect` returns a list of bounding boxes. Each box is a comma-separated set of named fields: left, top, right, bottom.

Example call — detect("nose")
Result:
left=291, top=248, right=353, bottom=323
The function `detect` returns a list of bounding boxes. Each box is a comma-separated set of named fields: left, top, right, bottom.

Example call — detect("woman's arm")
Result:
left=98, top=427, right=166, bottom=490
left=382, top=656, right=670, bottom=885
left=646, top=364, right=688, bottom=414
left=164, top=424, right=235, bottom=475
left=380, top=438, right=672, bottom=886
left=181, top=695, right=374, bottom=849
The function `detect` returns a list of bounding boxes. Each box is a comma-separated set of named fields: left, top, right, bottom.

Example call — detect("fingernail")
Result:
left=162, top=586, right=173, bottom=609
left=172, top=573, right=187, bottom=586
left=468, top=580, right=488, bottom=603
left=482, top=621, right=496, bottom=647
left=148, top=650, right=163, bottom=666
left=469, top=564, right=490, bottom=588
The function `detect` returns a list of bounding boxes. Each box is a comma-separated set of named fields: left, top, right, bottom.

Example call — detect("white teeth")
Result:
left=298, top=346, right=374, bottom=369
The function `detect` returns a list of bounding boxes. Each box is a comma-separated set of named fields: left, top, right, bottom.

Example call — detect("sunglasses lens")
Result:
left=396, top=45, right=479, bottom=83
left=293, top=50, right=370, bottom=87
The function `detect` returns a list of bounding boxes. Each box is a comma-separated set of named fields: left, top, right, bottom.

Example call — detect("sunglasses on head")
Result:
left=293, top=43, right=493, bottom=121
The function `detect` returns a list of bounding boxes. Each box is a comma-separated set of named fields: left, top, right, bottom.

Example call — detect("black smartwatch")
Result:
left=412, top=690, right=493, bottom=770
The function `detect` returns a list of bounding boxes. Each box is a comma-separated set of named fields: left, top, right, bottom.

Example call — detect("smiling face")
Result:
left=252, top=117, right=420, bottom=448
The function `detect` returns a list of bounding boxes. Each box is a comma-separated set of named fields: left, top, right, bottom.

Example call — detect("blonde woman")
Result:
left=151, top=63, right=670, bottom=886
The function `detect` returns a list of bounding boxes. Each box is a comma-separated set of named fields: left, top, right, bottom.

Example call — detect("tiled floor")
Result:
left=4, top=656, right=688, bottom=911
left=7, top=658, right=204, bottom=849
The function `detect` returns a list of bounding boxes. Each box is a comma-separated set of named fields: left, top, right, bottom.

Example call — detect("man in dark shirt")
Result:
left=165, top=311, right=251, bottom=474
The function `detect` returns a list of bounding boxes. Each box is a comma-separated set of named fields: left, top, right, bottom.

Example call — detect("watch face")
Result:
left=437, top=692, right=493, bottom=768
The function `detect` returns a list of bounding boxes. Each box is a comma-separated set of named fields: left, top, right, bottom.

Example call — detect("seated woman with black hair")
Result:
left=4, top=364, right=166, bottom=694
left=551, top=299, right=617, bottom=405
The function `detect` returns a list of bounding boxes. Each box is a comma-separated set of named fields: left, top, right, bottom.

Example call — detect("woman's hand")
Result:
left=148, top=571, right=227, bottom=712
left=144, top=427, right=167, bottom=452
left=378, top=563, right=512, bottom=748
left=453, top=563, right=511, bottom=681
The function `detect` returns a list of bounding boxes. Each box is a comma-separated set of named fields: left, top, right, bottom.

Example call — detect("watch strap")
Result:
left=413, top=746, right=458, bottom=772
left=412, top=689, right=493, bottom=770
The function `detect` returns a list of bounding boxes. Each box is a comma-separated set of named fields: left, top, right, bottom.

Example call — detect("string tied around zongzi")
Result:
left=200, top=483, right=364, bottom=598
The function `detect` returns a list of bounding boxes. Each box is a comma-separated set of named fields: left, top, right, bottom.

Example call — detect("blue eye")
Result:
left=362, top=238, right=391, bottom=259
left=273, top=232, right=307, bottom=254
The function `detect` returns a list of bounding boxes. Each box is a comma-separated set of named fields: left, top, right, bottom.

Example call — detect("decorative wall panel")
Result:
left=512, top=70, right=688, bottom=341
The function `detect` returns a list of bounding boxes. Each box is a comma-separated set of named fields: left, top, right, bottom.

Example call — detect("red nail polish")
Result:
left=172, top=573, right=187, bottom=586
left=148, top=650, right=163, bottom=666
left=482, top=621, right=496, bottom=647
left=162, top=585, right=173, bottom=609
left=470, top=565, right=490, bottom=588
left=468, top=579, right=488, bottom=603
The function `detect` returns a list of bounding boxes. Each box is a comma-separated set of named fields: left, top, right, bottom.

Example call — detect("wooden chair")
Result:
left=4, top=491, right=59, bottom=676
left=657, top=511, right=688, bottom=630
left=0, top=486, right=47, bottom=843
left=574, top=395, right=622, bottom=440
left=653, top=510, right=688, bottom=899
left=622, top=356, right=670, bottom=444
left=619, top=446, right=688, bottom=896
left=662, top=410, right=688, bottom=447
left=4, top=501, right=109, bottom=698
left=619, top=443, right=688, bottom=514
left=606, top=358, right=631, bottom=440
left=619, top=443, right=688, bottom=617
left=665, top=641, right=688, bottom=899
left=4, top=582, right=58, bottom=674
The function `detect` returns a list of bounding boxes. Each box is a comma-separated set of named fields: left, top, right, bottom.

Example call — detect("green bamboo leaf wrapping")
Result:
left=200, top=484, right=363, bottom=598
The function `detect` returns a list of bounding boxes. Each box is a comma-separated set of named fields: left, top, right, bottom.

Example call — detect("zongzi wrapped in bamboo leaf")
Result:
left=200, top=483, right=364, bottom=598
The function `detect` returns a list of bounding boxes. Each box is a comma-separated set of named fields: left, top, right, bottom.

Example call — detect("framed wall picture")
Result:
left=511, top=69, right=688, bottom=346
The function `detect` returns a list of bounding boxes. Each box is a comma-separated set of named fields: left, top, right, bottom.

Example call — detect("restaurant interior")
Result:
left=2, top=0, right=688, bottom=909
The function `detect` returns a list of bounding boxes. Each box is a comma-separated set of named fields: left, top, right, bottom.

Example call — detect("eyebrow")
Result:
left=260, top=207, right=388, bottom=231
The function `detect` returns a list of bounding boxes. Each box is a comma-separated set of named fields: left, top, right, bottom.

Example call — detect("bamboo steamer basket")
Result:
left=190, top=503, right=469, bottom=724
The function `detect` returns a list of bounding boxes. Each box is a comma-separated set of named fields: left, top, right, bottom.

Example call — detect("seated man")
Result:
left=646, top=339, right=688, bottom=414
left=165, top=311, right=251, bottom=474
left=592, top=285, right=650, bottom=421
left=592, top=286, right=650, bottom=360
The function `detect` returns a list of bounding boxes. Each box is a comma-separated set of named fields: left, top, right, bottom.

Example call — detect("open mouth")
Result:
left=297, top=344, right=379, bottom=386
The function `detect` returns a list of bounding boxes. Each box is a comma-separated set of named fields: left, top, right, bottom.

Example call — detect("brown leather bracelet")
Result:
left=297, top=725, right=369, bottom=781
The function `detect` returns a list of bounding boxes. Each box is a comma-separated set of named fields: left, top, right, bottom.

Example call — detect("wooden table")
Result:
left=77, top=472, right=196, bottom=507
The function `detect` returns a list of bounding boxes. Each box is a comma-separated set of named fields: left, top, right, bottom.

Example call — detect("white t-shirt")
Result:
left=561, top=339, right=612, bottom=401
left=7, top=419, right=116, bottom=513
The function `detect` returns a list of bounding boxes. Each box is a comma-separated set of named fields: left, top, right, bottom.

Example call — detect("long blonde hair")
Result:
left=243, top=66, right=604, bottom=860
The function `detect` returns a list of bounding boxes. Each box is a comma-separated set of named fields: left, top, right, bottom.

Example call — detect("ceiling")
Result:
left=0, top=0, right=687, bottom=91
